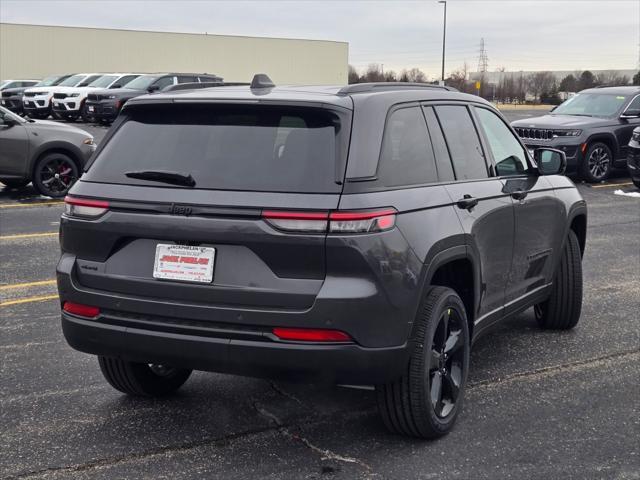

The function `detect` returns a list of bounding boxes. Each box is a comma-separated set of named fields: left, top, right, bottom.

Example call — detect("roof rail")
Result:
left=337, top=82, right=457, bottom=95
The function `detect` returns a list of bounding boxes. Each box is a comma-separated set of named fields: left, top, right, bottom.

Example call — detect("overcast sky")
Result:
left=2, top=0, right=638, bottom=78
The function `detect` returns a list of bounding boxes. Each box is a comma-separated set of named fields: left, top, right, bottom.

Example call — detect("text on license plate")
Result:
left=153, top=244, right=215, bottom=283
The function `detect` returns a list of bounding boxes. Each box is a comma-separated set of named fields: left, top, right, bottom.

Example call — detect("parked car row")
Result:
left=1, top=72, right=222, bottom=124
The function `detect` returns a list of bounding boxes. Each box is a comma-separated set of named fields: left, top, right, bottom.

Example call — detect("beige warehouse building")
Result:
left=0, top=23, right=348, bottom=84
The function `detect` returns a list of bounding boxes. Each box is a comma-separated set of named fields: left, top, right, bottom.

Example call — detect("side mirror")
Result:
left=147, top=84, right=160, bottom=93
left=620, top=109, right=640, bottom=119
left=535, top=148, right=566, bottom=175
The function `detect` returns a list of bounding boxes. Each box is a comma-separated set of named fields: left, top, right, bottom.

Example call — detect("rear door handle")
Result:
left=511, top=189, right=528, bottom=201
left=456, top=195, right=479, bottom=211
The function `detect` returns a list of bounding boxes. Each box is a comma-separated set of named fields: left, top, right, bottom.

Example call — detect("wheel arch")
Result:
left=585, top=133, right=618, bottom=158
left=422, top=246, right=480, bottom=338
left=30, top=141, right=84, bottom=177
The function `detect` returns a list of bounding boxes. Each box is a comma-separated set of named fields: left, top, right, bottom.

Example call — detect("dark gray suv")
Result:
left=57, top=80, right=587, bottom=438
left=512, top=86, right=640, bottom=182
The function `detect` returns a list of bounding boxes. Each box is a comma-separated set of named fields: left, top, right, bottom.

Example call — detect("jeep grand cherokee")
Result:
left=57, top=78, right=587, bottom=438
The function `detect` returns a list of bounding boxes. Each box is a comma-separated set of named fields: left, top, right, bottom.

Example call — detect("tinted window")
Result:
left=434, top=105, right=487, bottom=180
left=198, top=75, right=221, bottom=83
left=423, top=106, right=455, bottom=182
left=625, top=95, right=640, bottom=112
left=84, top=105, right=345, bottom=193
left=78, top=75, right=102, bottom=87
left=177, top=76, right=197, bottom=83
left=153, top=76, right=175, bottom=89
left=116, top=75, right=139, bottom=87
left=376, top=106, right=437, bottom=187
left=475, top=107, right=529, bottom=176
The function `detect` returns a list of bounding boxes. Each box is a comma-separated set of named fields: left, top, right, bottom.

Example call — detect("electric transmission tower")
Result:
left=477, top=38, right=489, bottom=74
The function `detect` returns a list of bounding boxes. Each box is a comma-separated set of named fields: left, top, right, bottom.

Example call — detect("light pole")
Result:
left=438, top=0, right=447, bottom=85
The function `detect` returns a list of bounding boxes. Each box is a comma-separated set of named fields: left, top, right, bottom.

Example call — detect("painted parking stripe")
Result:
left=591, top=182, right=633, bottom=189
left=0, top=294, right=59, bottom=307
left=0, top=232, right=58, bottom=240
left=0, top=200, right=64, bottom=209
left=0, top=279, right=57, bottom=290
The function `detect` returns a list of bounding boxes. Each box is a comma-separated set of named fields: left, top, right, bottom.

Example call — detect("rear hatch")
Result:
left=62, top=101, right=351, bottom=310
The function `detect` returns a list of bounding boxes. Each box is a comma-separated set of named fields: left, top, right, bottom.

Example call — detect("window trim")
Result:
left=622, top=94, right=640, bottom=115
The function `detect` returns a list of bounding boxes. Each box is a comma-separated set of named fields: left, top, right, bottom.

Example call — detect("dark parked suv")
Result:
left=512, top=86, right=640, bottom=182
left=58, top=80, right=587, bottom=438
left=84, top=73, right=222, bottom=124
left=628, top=126, right=640, bottom=188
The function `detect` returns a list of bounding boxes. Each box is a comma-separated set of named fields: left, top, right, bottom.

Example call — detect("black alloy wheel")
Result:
left=429, top=307, right=465, bottom=418
left=582, top=142, right=613, bottom=182
left=33, top=153, right=79, bottom=198
left=377, top=286, right=470, bottom=438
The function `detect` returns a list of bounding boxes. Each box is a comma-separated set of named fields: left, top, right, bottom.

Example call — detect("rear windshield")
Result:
left=84, top=105, right=347, bottom=193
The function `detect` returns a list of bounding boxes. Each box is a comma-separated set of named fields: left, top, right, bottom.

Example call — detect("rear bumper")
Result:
left=61, top=312, right=409, bottom=384
left=57, top=251, right=414, bottom=384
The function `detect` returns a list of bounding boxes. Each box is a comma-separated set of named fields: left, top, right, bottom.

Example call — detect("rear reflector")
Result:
left=329, top=208, right=397, bottom=233
left=63, top=302, right=100, bottom=318
left=272, top=328, right=352, bottom=342
left=262, top=208, right=396, bottom=234
left=64, top=196, right=109, bottom=218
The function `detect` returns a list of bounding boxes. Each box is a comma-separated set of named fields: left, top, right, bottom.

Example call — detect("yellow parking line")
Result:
left=0, top=294, right=59, bottom=307
left=0, top=279, right=57, bottom=291
left=0, top=201, right=64, bottom=209
left=591, top=182, right=633, bottom=189
left=0, top=232, right=58, bottom=240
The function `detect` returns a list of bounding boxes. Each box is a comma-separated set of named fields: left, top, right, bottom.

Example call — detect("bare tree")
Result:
left=363, top=63, right=385, bottom=82
left=405, top=68, right=427, bottom=83
left=384, top=70, right=398, bottom=82
left=447, top=63, right=470, bottom=92
left=528, top=71, right=555, bottom=102
left=595, top=70, right=630, bottom=86
left=348, top=65, right=360, bottom=84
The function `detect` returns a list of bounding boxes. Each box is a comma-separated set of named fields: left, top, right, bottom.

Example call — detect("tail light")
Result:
left=262, top=208, right=396, bottom=234
left=64, top=196, right=109, bottom=218
left=63, top=302, right=100, bottom=318
left=262, top=210, right=328, bottom=233
left=272, top=327, right=352, bottom=343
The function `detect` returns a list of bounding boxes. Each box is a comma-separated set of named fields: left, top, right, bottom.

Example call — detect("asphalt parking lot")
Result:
left=1, top=112, right=639, bottom=479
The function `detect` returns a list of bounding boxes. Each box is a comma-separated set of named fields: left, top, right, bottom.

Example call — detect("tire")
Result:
left=98, top=356, right=192, bottom=397
left=376, top=286, right=470, bottom=439
left=535, top=230, right=583, bottom=330
left=633, top=179, right=640, bottom=190
left=32, top=152, right=79, bottom=198
left=0, top=178, right=29, bottom=189
left=581, top=142, right=613, bottom=182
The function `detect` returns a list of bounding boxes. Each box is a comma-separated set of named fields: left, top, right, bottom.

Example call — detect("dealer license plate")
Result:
left=153, top=244, right=215, bottom=283
left=87, top=106, right=94, bottom=112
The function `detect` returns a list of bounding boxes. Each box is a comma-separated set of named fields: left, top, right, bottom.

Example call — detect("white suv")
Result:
left=23, top=73, right=102, bottom=119
left=52, top=73, right=140, bottom=122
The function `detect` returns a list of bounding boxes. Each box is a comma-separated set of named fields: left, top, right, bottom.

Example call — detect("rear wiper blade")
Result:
left=125, top=170, right=196, bottom=187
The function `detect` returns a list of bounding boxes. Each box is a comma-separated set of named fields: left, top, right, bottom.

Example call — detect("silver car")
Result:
left=0, top=106, right=95, bottom=197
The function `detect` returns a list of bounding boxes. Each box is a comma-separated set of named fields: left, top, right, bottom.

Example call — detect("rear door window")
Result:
left=84, top=105, right=346, bottom=193
left=434, top=105, right=488, bottom=180
left=375, top=106, right=437, bottom=187
left=422, top=106, right=455, bottom=182
left=177, top=76, right=197, bottom=83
